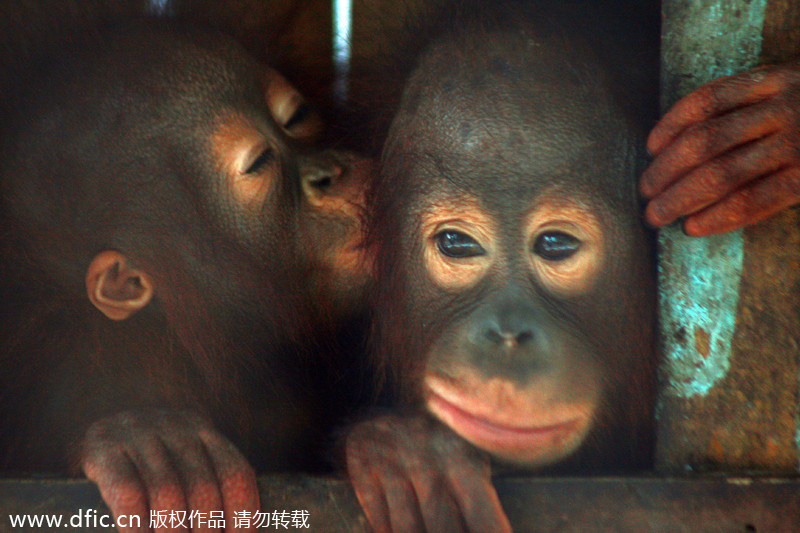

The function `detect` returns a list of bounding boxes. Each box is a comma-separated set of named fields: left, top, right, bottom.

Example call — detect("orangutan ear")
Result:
left=86, top=250, right=154, bottom=320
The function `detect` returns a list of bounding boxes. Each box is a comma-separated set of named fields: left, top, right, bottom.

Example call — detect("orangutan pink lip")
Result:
left=425, top=386, right=581, bottom=453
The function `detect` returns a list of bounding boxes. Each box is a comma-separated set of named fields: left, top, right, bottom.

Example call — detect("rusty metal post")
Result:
left=656, top=0, right=800, bottom=473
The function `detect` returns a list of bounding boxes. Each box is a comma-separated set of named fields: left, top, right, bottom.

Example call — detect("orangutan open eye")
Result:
left=436, top=230, right=486, bottom=258
left=533, top=231, right=581, bottom=261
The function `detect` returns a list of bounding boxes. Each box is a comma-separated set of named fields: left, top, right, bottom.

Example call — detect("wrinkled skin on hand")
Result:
left=345, top=414, right=512, bottom=533
left=641, top=61, right=800, bottom=236
left=81, top=410, right=259, bottom=533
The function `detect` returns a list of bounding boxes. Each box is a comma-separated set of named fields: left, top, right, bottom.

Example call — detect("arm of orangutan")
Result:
left=640, top=60, right=800, bottom=236
left=345, top=412, right=512, bottom=533
left=80, top=409, right=259, bottom=533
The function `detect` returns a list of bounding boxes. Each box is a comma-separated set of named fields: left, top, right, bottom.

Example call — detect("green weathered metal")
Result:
left=657, top=0, right=762, bottom=410
left=657, top=0, right=800, bottom=473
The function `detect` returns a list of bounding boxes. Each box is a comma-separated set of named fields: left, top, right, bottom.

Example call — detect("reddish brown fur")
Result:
left=0, top=19, right=372, bottom=525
